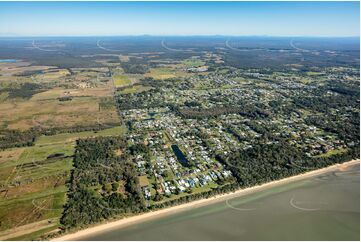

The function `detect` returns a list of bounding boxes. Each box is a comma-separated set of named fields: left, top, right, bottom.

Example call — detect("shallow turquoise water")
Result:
left=78, top=164, right=360, bottom=241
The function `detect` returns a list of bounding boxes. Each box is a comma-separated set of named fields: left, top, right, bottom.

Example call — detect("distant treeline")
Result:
left=121, top=63, right=149, bottom=74
left=0, top=122, right=119, bottom=150
left=1, top=83, right=48, bottom=100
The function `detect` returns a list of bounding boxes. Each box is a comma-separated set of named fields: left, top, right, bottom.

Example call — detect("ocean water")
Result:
left=78, top=164, right=360, bottom=241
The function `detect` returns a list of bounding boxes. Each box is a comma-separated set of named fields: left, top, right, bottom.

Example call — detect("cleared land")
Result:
left=144, top=67, right=187, bottom=80
left=118, top=85, right=152, bottom=94
left=0, top=61, right=126, bottom=240
left=0, top=63, right=118, bottom=131
left=0, top=96, right=118, bottom=131
left=113, top=75, right=132, bottom=87
left=0, top=126, right=126, bottom=240
left=182, top=59, right=206, bottom=68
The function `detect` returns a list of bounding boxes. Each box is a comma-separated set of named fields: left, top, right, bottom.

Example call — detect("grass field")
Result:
left=0, top=125, right=126, bottom=240
left=113, top=75, right=132, bottom=87
left=31, top=86, right=113, bottom=101
left=0, top=93, right=118, bottom=131
left=36, top=126, right=126, bottom=145
left=306, top=71, right=325, bottom=76
left=144, top=67, right=178, bottom=80
left=0, top=148, right=25, bottom=164
left=34, top=69, right=70, bottom=82
left=155, top=182, right=219, bottom=204
left=0, top=65, right=118, bottom=132
left=233, top=77, right=251, bottom=84
left=0, top=61, right=53, bottom=77
left=138, top=176, right=150, bottom=187
left=182, top=59, right=206, bottom=68
left=118, top=85, right=152, bottom=94
left=315, top=148, right=348, bottom=158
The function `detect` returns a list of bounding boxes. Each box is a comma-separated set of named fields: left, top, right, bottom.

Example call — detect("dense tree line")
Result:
left=328, top=80, right=360, bottom=97
left=0, top=122, right=119, bottom=150
left=215, top=140, right=359, bottom=187
left=223, top=48, right=359, bottom=69
left=61, top=137, right=146, bottom=229
left=0, top=129, right=37, bottom=149
left=121, top=63, right=148, bottom=74
left=121, top=63, right=149, bottom=74
left=1, top=83, right=48, bottom=99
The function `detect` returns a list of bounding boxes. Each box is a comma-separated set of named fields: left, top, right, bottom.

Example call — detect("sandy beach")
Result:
left=54, top=159, right=360, bottom=241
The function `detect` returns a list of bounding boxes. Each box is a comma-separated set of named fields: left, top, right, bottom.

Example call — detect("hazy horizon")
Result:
left=0, top=35, right=359, bottom=39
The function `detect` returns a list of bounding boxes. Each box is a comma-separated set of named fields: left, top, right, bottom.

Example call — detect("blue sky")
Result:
left=0, top=1, right=359, bottom=37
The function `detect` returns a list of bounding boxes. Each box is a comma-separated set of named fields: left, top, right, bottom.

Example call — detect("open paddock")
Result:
left=118, top=85, right=152, bottom=94
left=138, top=176, right=150, bottom=187
left=1, top=174, right=68, bottom=200
left=113, top=74, right=132, bottom=87
left=70, top=67, right=109, bottom=73
left=31, top=85, right=113, bottom=101
left=144, top=67, right=188, bottom=80
left=34, top=69, right=70, bottom=82
left=0, top=95, right=119, bottom=131
left=182, top=58, right=206, bottom=68
left=0, top=62, right=55, bottom=77
left=0, top=187, right=66, bottom=235
left=36, top=126, right=126, bottom=146
left=0, top=148, right=25, bottom=164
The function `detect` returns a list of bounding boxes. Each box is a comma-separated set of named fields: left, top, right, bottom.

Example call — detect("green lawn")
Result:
left=155, top=182, right=219, bottom=204
left=315, top=148, right=348, bottom=158
left=182, top=59, right=205, bottom=68
left=118, top=85, right=152, bottom=94
left=306, top=71, right=325, bottom=76
left=113, top=75, right=132, bottom=87
left=145, top=67, right=177, bottom=80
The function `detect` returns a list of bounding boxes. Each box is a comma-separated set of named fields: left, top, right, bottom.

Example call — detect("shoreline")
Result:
left=53, top=159, right=360, bottom=241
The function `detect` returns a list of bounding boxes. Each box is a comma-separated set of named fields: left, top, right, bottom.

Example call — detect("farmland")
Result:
left=182, top=59, right=206, bottom=68
left=0, top=61, right=121, bottom=149
left=0, top=126, right=126, bottom=240
left=0, top=62, right=118, bottom=133
left=118, top=85, right=152, bottom=94
left=0, top=56, right=127, bottom=239
left=113, top=74, right=132, bottom=87
left=145, top=67, right=188, bottom=80
left=0, top=96, right=118, bottom=131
